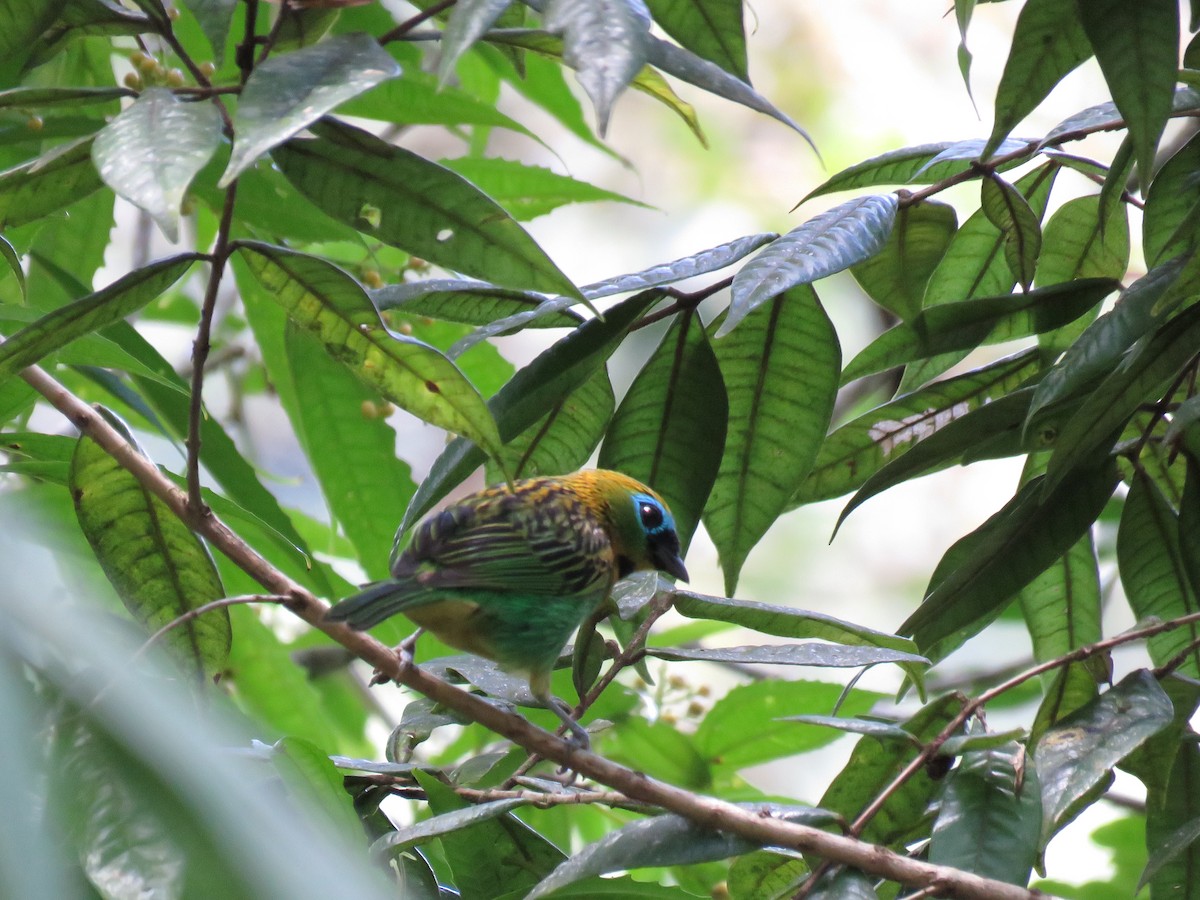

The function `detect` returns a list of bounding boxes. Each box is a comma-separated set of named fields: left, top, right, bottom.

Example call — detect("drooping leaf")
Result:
left=723, top=194, right=898, bottom=336
left=1035, top=670, right=1173, bottom=844
left=0, top=255, right=196, bottom=383
left=437, top=0, right=516, bottom=85
left=373, top=279, right=576, bottom=328
left=185, top=0, right=237, bottom=61
left=1077, top=0, right=1178, bottom=190
left=91, top=89, right=221, bottom=241
left=1141, top=750, right=1200, bottom=898
left=980, top=175, right=1042, bottom=290
left=273, top=119, right=580, bottom=297
left=70, top=413, right=228, bottom=682
left=0, top=137, right=104, bottom=229
left=644, top=643, right=927, bottom=670
left=1143, top=128, right=1200, bottom=266
left=983, top=0, right=1092, bottom=159
left=599, top=311, right=727, bottom=551
left=704, top=287, right=839, bottom=594
left=901, top=460, right=1118, bottom=662
left=238, top=242, right=502, bottom=458
left=643, top=0, right=747, bottom=79
left=270, top=736, right=362, bottom=841
left=219, top=32, right=400, bottom=185
left=850, top=200, right=957, bottom=321
left=582, top=232, right=777, bottom=299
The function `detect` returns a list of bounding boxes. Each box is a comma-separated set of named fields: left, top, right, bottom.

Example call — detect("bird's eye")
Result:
left=639, top=501, right=664, bottom=530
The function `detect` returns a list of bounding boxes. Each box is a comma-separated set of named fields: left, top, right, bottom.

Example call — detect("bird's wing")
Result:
left=396, top=499, right=612, bottom=597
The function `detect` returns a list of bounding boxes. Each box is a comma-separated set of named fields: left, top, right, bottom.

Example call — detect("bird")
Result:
left=324, top=469, right=689, bottom=748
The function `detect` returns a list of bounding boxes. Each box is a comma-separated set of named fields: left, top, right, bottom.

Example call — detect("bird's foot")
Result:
left=548, top=697, right=589, bottom=782
left=369, top=628, right=423, bottom=686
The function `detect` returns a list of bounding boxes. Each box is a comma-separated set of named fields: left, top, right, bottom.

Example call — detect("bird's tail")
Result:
left=324, top=580, right=423, bottom=630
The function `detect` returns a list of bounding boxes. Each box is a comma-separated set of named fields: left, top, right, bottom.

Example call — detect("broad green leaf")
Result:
left=0, top=137, right=104, bottom=229
left=437, top=0, right=516, bottom=85
left=0, top=255, right=195, bottom=383
left=723, top=194, right=898, bottom=336
left=1078, top=0, right=1178, bottom=191
left=980, top=175, right=1042, bottom=290
left=1143, top=128, right=1200, bottom=265
left=70, top=415, right=228, bottom=682
left=92, top=89, right=221, bottom=241
left=777, top=716, right=917, bottom=744
left=929, top=743, right=1041, bottom=886
left=705, top=287, right=839, bottom=594
left=695, top=680, right=882, bottom=772
left=0, top=86, right=130, bottom=109
left=1037, top=195, right=1130, bottom=288
left=819, top=694, right=963, bottom=846
left=448, top=293, right=596, bottom=357
left=1041, top=87, right=1200, bottom=147
left=1018, top=530, right=1101, bottom=663
left=727, top=852, right=811, bottom=900
left=273, top=119, right=580, bottom=297
left=601, top=717, right=710, bottom=787
left=0, top=0, right=63, bottom=64
left=1035, top=670, right=1173, bottom=844
left=373, top=279, right=576, bottom=327
left=836, top=390, right=1034, bottom=533
left=643, top=0, right=747, bottom=80
left=284, top=324, right=416, bottom=580
left=546, top=0, right=651, bottom=134
left=185, top=0, right=237, bottom=61
left=1142, top=750, right=1200, bottom=898
left=901, top=461, right=1118, bottom=661
left=220, top=33, right=400, bottom=185
left=441, top=156, right=650, bottom=220
left=1118, top=472, right=1200, bottom=677
left=644, top=643, right=927, bottom=669
left=337, top=73, right=532, bottom=134
left=1025, top=257, right=1191, bottom=438
left=1043, top=302, right=1200, bottom=494
left=1029, top=664, right=1100, bottom=748
left=582, top=232, right=777, bottom=299
left=526, top=804, right=834, bottom=900
left=912, top=138, right=1036, bottom=179
left=983, top=0, right=1092, bottom=159
left=850, top=200, right=957, bottom=321
left=792, top=349, right=1041, bottom=506
left=841, top=278, right=1117, bottom=385
left=491, top=366, right=614, bottom=481
left=372, top=797, right=530, bottom=854
left=401, top=291, right=660, bottom=531
left=270, top=736, right=362, bottom=840
left=0, top=233, right=24, bottom=302
left=598, top=311, right=727, bottom=551
left=238, top=243, right=501, bottom=457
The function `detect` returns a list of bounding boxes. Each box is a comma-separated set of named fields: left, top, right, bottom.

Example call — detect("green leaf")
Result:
left=338, top=72, right=533, bottom=134
left=1018, top=530, right=1102, bottom=662
left=695, top=680, right=881, bottom=773
left=437, top=0, right=516, bottom=85
left=1035, top=670, right=1173, bottom=844
left=92, top=89, right=221, bottom=242
left=1142, top=745, right=1200, bottom=898
left=238, top=242, right=502, bottom=459
left=185, top=0, right=237, bottom=61
left=602, top=717, right=710, bottom=788
left=401, top=291, right=661, bottom=532
left=775, top=716, right=918, bottom=744
left=980, top=176, right=1042, bottom=290
left=841, top=278, right=1118, bottom=385
left=0, top=85, right=131, bottom=109
left=270, top=736, right=362, bottom=840
left=792, top=349, right=1041, bottom=506
left=0, top=0, right=64, bottom=65
left=283, top=324, right=416, bottom=580
left=273, top=119, right=580, bottom=297
left=819, top=694, right=963, bottom=846
left=850, top=200, right=957, bottom=321
left=704, top=287, right=839, bottom=594
left=805, top=868, right=877, bottom=900
left=727, top=852, right=810, bottom=900
left=1143, top=128, right=1200, bottom=265
left=546, top=0, right=651, bottom=135
left=643, top=0, right=747, bottom=80
left=984, top=0, right=1092, bottom=158
left=1037, top=195, right=1130, bottom=287
left=0, top=137, right=104, bottom=229
left=582, top=232, right=777, bottom=298
left=1078, top=0, right=1178, bottom=191
left=70, top=414, right=228, bottom=682
left=644, top=643, right=927, bottom=669
left=440, top=156, right=650, bottom=220
left=526, top=804, right=833, bottom=900
left=1043, top=301, right=1200, bottom=494
left=722, top=194, right=898, bottom=336
left=0, top=233, right=25, bottom=302
left=929, top=743, right=1041, bottom=885
left=0, top=255, right=195, bottom=383
left=219, top=33, right=400, bottom=185
left=598, top=311, right=727, bottom=551
left=1117, top=472, right=1200, bottom=677
left=373, top=279, right=577, bottom=328
left=901, top=461, right=1118, bottom=661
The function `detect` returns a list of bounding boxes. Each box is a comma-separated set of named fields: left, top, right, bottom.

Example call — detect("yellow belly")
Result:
left=405, top=599, right=496, bottom=660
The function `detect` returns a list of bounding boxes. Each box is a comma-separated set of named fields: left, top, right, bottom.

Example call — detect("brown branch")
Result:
left=135, top=593, right=286, bottom=661
left=379, top=0, right=458, bottom=45
left=20, top=361, right=1051, bottom=900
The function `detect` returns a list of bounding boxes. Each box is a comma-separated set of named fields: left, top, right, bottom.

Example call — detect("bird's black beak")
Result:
left=654, top=546, right=689, bottom=582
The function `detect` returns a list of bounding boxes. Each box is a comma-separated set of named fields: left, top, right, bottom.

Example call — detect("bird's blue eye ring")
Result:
left=634, top=494, right=666, bottom=532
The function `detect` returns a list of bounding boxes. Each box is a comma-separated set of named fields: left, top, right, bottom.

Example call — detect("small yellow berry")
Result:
left=168, top=6, right=180, bottom=19
left=687, top=700, right=705, bottom=718
left=25, top=115, right=43, bottom=132
left=697, top=684, right=711, bottom=697
left=396, top=321, right=414, bottom=335
left=166, top=68, right=185, bottom=87
left=361, top=269, right=384, bottom=289
left=123, top=72, right=143, bottom=90
left=130, top=51, right=150, bottom=69
left=199, top=61, right=216, bottom=77
left=408, top=257, right=428, bottom=271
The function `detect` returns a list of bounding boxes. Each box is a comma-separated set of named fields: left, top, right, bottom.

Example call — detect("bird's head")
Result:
left=568, top=470, right=689, bottom=583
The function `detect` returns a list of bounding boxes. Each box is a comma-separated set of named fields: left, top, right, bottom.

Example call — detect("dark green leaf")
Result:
left=1143, top=128, right=1200, bottom=265
left=1142, top=744, right=1200, bottom=898
left=727, top=852, right=810, bottom=900
left=0, top=0, right=64, bottom=64
left=582, top=232, right=777, bottom=299
left=644, top=643, right=928, bottom=669
left=1018, top=529, right=1102, bottom=662
left=850, top=200, right=957, bottom=321
left=805, top=867, right=878, bottom=900
left=643, top=0, right=746, bottom=79
left=70, top=414, right=228, bottom=682
left=598, top=311, right=727, bottom=551
left=901, top=461, right=1118, bottom=661
left=0, top=137, right=104, bottom=229
left=0, top=233, right=25, bottom=302
left=705, top=287, right=839, bottom=593
left=274, top=119, right=579, bottom=297
left=0, top=255, right=195, bottom=383
left=984, top=0, right=1092, bottom=158
left=980, top=176, right=1042, bottom=290
left=601, top=717, right=710, bottom=788
left=0, top=86, right=131, bottom=109
left=723, top=194, right=897, bottom=336
left=220, top=33, right=400, bottom=185
left=185, top=0, right=237, bottom=61
left=339, top=72, right=533, bottom=134
left=373, top=279, right=577, bottom=328
left=271, top=736, right=362, bottom=840
left=437, top=0, right=516, bottom=85
left=1037, top=195, right=1130, bottom=288
left=238, top=242, right=502, bottom=458
left=1035, top=670, right=1173, bottom=844
left=776, top=716, right=917, bottom=744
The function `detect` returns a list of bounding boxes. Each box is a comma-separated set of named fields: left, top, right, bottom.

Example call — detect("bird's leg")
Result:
left=369, top=627, right=424, bottom=686
left=548, top=696, right=590, bottom=751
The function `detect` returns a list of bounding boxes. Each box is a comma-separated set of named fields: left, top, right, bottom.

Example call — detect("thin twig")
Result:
left=379, top=0, right=458, bottom=45
left=135, top=594, right=286, bottom=662
left=19, top=361, right=1048, bottom=899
